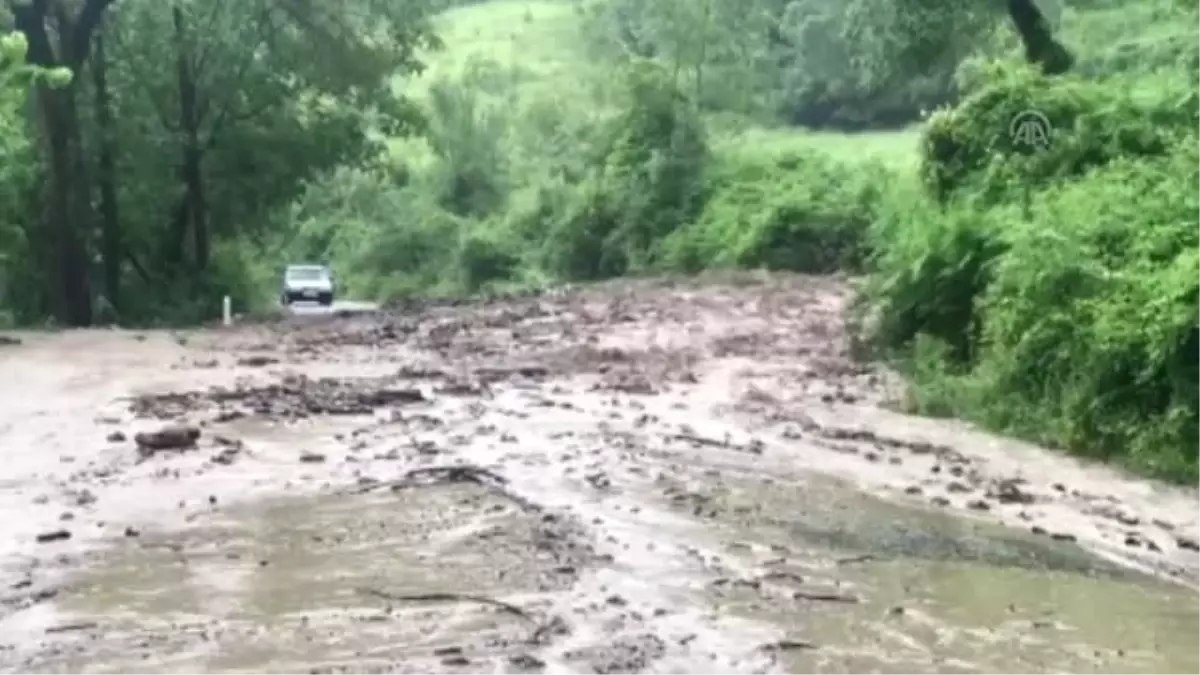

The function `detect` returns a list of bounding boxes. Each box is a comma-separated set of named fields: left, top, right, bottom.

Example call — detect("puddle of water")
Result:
left=681, top=472, right=1199, bottom=674
left=24, top=484, right=578, bottom=673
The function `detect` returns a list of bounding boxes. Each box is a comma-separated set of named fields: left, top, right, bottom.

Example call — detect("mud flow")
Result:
left=0, top=273, right=1196, bottom=674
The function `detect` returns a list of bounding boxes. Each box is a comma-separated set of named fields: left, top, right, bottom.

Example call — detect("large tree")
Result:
left=8, top=0, right=114, bottom=326
left=103, top=0, right=436, bottom=294
left=3, top=0, right=438, bottom=324
left=587, top=0, right=1073, bottom=128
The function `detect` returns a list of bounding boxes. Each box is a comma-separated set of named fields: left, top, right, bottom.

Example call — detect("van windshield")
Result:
left=286, top=266, right=327, bottom=281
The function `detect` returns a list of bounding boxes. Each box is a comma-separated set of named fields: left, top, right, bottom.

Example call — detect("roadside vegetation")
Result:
left=0, top=0, right=1195, bottom=482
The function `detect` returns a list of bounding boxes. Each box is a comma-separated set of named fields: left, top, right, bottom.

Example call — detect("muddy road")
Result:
left=0, top=273, right=1196, bottom=674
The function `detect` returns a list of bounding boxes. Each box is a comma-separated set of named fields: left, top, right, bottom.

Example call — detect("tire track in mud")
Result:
left=1, top=272, right=1197, bottom=673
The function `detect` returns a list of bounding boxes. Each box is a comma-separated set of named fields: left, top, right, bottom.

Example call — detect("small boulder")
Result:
left=134, top=424, right=201, bottom=455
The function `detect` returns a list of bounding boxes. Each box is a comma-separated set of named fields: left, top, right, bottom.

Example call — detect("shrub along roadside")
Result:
left=658, top=149, right=886, bottom=275
left=861, top=62, right=1198, bottom=483
left=920, top=61, right=1196, bottom=202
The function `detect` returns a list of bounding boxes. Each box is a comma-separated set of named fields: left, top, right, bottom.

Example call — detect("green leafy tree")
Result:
left=6, top=0, right=113, bottom=325
left=0, top=31, right=43, bottom=318
left=586, top=0, right=1072, bottom=128
left=2, top=0, right=440, bottom=323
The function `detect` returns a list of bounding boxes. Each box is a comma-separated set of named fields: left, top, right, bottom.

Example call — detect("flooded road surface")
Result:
left=0, top=273, right=1196, bottom=673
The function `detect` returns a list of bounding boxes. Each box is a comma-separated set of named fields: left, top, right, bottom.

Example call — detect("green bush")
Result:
left=920, top=61, right=1195, bottom=201
left=539, top=60, right=709, bottom=280
left=455, top=222, right=522, bottom=292
left=597, top=61, right=709, bottom=272
left=865, top=58, right=1199, bottom=482
left=970, top=145, right=1198, bottom=479
left=662, top=149, right=887, bottom=274
left=863, top=181, right=1009, bottom=363
left=538, top=180, right=626, bottom=281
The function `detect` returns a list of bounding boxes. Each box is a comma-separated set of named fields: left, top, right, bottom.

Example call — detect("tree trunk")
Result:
left=174, top=3, right=209, bottom=271
left=93, top=24, right=121, bottom=314
left=1007, top=0, right=1073, bottom=74
left=10, top=0, right=115, bottom=327
left=35, top=85, right=92, bottom=326
left=693, top=0, right=712, bottom=105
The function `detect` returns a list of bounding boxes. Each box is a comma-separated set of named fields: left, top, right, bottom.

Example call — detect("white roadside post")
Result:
left=222, top=295, right=232, bottom=326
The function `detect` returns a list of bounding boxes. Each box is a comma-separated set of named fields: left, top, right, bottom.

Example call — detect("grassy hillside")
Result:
left=408, top=1, right=595, bottom=100
left=394, top=0, right=920, bottom=169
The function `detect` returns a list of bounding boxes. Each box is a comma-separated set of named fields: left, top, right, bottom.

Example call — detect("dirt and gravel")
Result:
left=0, top=272, right=1196, bottom=674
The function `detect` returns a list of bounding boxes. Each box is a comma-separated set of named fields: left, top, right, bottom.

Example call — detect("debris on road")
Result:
left=131, top=377, right=428, bottom=420
left=35, top=529, right=71, bottom=543
left=134, top=424, right=200, bottom=456
left=357, top=587, right=539, bottom=625
left=1, top=273, right=1196, bottom=673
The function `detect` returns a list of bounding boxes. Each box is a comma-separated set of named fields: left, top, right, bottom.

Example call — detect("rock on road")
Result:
left=0, top=272, right=1196, bottom=674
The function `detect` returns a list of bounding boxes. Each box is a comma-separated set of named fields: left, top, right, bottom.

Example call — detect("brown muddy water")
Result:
left=0, top=273, right=1196, bottom=673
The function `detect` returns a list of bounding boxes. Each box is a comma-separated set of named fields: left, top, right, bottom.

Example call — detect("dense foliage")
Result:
left=0, top=0, right=440, bottom=324
left=865, top=61, right=1198, bottom=480
left=0, top=0, right=1194, bottom=481
left=858, top=0, right=1199, bottom=482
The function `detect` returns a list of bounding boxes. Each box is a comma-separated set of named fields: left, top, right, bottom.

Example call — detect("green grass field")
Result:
left=421, top=2, right=590, bottom=86
left=399, top=1, right=602, bottom=103
left=713, top=126, right=921, bottom=170
left=397, top=0, right=920, bottom=167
